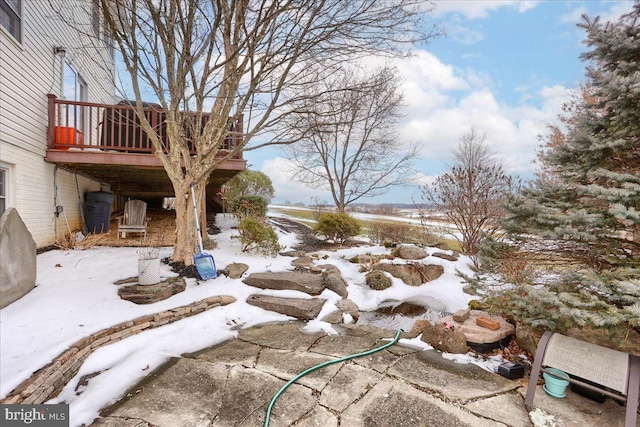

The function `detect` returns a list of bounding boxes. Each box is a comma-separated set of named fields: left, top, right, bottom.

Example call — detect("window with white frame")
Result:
left=0, top=0, right=21, bottom=43
left=0, top=165, right=9, bottom=216
left=63, top=62, right=87, bottom=134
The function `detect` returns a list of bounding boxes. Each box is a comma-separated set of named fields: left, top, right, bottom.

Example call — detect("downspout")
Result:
left=53, top=165, right=58, bottom=242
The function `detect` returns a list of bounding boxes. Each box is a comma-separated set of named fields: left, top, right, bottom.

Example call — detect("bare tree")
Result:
left=96, top=0, right=436, bottom=264
left=282, top=65, right=418, bottom=212
left=421, top=129, right=520, bottom=254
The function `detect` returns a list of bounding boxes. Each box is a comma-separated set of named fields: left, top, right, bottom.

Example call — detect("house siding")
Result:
left=0, top=0, right=115, bottom=247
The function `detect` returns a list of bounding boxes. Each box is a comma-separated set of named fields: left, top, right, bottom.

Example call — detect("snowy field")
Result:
left=0, top=212, right=502, bottom=427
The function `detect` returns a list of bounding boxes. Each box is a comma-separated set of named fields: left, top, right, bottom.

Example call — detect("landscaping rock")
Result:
left=291, top=256, right=314, bottom=269
left=411, top=319, right=433, bottom=335
left=322, top=270, right=348, bottom=298
left=118, top=277, right=186, bottom=304
left=321, top=311, right=344, bottom=324
left=246, top=294, right=326, bottom=320
left=336, top=299, right=359, bottom=321
left=0, top=208, right=36, bottom=309
left=243, top=271, right=325, bottom=295
left=436, top=310, right=515, bottom=344
left=372, top=262, right=443, bottom=286
left=317, top=264, right=340, bottom=274
left=223, top=263, right=249, bottom=279
left=432, top=242, right=450, bottom=250
left=432, top=252, right=459, bottom=262
left=515, top=323, right=541, bottom=356
left=280, top=250, right=307, bottom=258
left=365, top=270, right=392, bottom=290
left=391, top=245, right=428, bottom=260
left=420, top=323, right=468, bottom=354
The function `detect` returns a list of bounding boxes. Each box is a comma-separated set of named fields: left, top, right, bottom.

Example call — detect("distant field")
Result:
left=268, top=205, right=462, bottom=251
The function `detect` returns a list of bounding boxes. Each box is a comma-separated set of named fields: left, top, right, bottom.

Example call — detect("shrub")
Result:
left=366, top=270, right=392, bottom=290
left=368, top=221, right=438, bottom=246
left=237, top=217, right=282, bottom=257
left=230, top=196, right=268, bottom=221
left=314, top=212, right=361, bottom=244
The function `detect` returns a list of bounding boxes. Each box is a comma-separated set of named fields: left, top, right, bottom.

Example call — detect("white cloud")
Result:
left=445, top=17, right=485, bottom=45
left=412, top=172, right=438, bottom=188
left=432, top=0, right=539, bottom=20
left=260, top=157, right=332, bottom=204
left=259, top=47, right=578, bottom=201
left=396, top=59, right=573, bottom=175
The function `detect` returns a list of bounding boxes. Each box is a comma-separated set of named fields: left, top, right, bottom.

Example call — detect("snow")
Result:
left=1, top=212, right=496, bottom=427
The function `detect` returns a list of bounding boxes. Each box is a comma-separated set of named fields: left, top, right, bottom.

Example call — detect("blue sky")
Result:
left=250, top=0, right=636, bottom=205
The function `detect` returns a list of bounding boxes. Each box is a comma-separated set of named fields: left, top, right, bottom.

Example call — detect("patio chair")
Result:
left=116, top=199, right=149, bottom=241
left=525, top=331, right=639, bottom=427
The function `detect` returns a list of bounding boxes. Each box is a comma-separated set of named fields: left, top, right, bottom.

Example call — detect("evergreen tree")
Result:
left=475, top=5, right=640, bottom=337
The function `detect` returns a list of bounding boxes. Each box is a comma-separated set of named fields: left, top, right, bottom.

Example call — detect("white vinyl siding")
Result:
left=0, top=0, right=115, bottom=247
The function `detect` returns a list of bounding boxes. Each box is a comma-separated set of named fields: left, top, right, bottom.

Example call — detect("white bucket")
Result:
left=138, top=257, right=161, bottom=285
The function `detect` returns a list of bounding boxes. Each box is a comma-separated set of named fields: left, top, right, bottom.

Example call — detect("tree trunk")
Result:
left=172, top=183, right=196, bottom=265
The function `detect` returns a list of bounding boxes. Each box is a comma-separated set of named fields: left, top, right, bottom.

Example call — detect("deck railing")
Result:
left=46, top=94, right=243, bottom=159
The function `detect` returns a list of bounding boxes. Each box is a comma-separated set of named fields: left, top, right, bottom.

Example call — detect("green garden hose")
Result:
left=264, top=328, right=403, bottom=427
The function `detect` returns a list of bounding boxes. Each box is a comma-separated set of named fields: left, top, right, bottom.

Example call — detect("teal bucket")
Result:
left=543, top=368, right=570, bottom=398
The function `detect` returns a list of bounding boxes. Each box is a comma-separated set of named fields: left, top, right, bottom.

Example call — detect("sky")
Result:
left=246, top=0, right=636, bottom=205
left=0, top=212, right=489, bottom=427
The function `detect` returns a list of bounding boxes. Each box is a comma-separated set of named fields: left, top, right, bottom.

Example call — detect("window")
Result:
left=63, top=62, right=87, bottom=132
left=102, top=13, right=115, bottom=59
left=0, top=0, right=21, bottom=43
left=0, top=166, right=8, bottom=216
left=92, top=0, right=100, bottom=38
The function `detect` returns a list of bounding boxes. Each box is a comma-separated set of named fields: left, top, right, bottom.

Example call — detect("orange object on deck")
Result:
left=54, top=126, right=83, bottom=148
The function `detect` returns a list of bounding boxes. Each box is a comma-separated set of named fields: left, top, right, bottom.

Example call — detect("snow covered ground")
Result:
left=1, top=212, right=497, bottom=427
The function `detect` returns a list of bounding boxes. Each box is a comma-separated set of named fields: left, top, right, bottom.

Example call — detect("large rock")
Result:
left=291, top=256, right=314, bottom=269
left=118, top=277, right=186, bottom=304
left=391, top=245, right=428, bottom=260
left=280, top=250, right=307, bottom=258
left=223, top=263, right=249, bottom=279
left=420, top=323, right=468, bottom=354
left=372, top=262, right=443, bottom=286
left=436, top=310, right=515, bottom=344
left=0, top=208, right=36, bottom=309
left=432, top=252, right=459, bottom=262
left=246, top=294, right=326, bottom=320
left=243, top=271, right=325, bottom=295
left=322, top=270, right=348, bottom=297
left=322, top=298, right=360, bottom=323
left=515, top=322, right=542, bottom=356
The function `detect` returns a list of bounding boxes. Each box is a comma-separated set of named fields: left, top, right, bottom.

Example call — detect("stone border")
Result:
left=0, top=295, right=236, bottom=405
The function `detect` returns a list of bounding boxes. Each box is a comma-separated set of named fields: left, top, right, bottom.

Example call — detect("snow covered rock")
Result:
left=246, top=294, right=326, bottom=320
left=243, top=271, right=325, bottom=295
left=372, top=263, right=443, bottom=286
left=391, top=244, right=428, bottom=260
